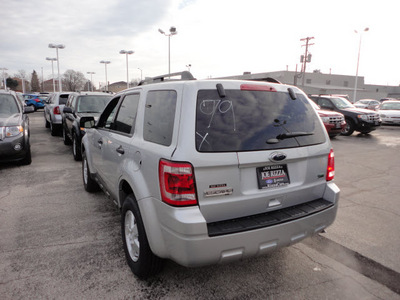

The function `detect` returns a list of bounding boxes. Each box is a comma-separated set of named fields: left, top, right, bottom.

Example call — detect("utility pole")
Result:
left=300, top=37, right=314, bottom=87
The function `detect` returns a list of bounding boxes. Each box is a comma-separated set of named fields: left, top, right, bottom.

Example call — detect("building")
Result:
left=220, top=70, right=400, bottom=102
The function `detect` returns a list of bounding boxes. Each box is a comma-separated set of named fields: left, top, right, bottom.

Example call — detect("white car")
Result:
left=378, top=100, right=400, bottom=125
left=354, top=99, right=380, bottom=110
left=44, top=92, right=71, bottom=136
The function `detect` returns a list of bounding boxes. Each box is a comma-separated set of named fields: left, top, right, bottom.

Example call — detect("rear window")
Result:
left=196, top=89, right=326, bottom=152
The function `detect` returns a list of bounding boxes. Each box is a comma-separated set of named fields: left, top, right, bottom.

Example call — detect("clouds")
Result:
left=1, top=0, right=399, bottom=87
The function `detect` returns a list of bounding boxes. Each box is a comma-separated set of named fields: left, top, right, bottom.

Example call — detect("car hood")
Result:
left=0, top=113, right=22, bottom=127
left=318, top=109, right=344, bottom=117
left=343, top=107, right=377, bottom=114
left=78, top=112, right=102, bottom=121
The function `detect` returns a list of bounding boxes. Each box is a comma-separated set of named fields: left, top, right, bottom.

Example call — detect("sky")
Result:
left=1, top=0, right=399, bottom=89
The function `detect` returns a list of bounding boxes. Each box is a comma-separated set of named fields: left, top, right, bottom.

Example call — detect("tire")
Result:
left=121, top=195, right=163, bottom=279
left=63, top=126, right=72, bottom=145
left=20, top=145, right=32, bottom=165
left=72, top=132, right=82, bottom=161
left=82, top=152, right=100, bottom=193
left=45, top=114, right=50, bottom=128
left=50, top=121, right=58, bottom=136
left=341, top=118, right=355, bottom=136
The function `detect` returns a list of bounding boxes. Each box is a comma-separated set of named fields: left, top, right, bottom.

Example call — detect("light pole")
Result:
left=46, top=57, right=57, bottom=93
left=0, top=67, right=8, bottom=89
left=48, top=43, right=65, bottom=92
left=100, top=61, right=111, bottom=92
left=137, top=68, right=142, bottom=81
left=87, top=72, right=95, bottom=91
left=158, top=26, right=177, bottom=74
left=353, top=27, right=369, bottom=103
left=119, top=50, right=134, bottom=89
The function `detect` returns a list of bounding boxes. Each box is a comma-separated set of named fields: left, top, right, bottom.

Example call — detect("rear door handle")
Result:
left=116, top=145, right=125, bottom=155
left=97, top=139, right=103, bottom=148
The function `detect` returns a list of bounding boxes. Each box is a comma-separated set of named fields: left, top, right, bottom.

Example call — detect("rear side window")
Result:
left=59, top=94, right=69, bottom=105
left=143, top=90, right=177, bottom=146
left=196, top=89, right=326, bottom=152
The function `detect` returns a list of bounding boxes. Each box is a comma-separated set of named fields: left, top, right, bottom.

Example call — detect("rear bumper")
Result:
left=141, top=182, right=339, bottom=267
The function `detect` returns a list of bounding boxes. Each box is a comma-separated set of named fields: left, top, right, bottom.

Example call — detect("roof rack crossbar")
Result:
left=138, top=71, right=195, bottom=85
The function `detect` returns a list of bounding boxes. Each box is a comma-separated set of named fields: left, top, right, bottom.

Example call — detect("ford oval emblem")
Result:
left=269, top=152, right=287, bottom=162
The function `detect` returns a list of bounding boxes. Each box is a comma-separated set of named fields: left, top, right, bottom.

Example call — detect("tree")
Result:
left=31, top=70, right=40, bottom=92
left=63, top=69, right=86, bottom=91
left=6, top=78, right=19, bottom=90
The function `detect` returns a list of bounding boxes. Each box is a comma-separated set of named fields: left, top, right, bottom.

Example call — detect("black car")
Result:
left=62, top=92, right=112, bottom=160
left=309, top=95, right=381, bottom=136
left=0, top=90, right=34, bottom=165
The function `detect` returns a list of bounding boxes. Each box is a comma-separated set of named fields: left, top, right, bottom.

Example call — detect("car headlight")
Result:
left=320, top=116, right=330, bottom=123
left=6, top=126, right=23, bottom=137
left=358, top=114, right=368, bottom=121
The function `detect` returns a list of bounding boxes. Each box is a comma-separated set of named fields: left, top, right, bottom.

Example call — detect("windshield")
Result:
left=196, top=90, right=326, bottom=152
left=77, top=95, right=112, bottom=113
left=331, top=97, right=354, bottom=109
left=0, top=95, right=20, bottom=116
left=380, top=102, right=400, bottom=110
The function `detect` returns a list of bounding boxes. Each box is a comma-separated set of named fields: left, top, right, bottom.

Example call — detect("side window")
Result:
left=143, top=90, right=177, bottom=146
left=320, top=98, right=333, bottom=109
left=71, top=96, right=77, bottom=110
left=97, top=97, right=121, bottom=129
left=113, top=93, right=140, bottom=134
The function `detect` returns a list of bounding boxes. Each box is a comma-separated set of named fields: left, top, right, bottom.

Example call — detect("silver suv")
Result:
left=80, top=72, right=340, bottom=279
left=44, top=92, right=71, bottom=136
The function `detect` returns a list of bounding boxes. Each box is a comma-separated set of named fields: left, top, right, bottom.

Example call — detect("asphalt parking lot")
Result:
left=1, top=112, right=399, bottom=299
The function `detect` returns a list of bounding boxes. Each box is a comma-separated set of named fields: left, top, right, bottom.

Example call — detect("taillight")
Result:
left=159, top=159, right=197, bottom=206
left=326, top=149, right=335, bottom=181
left=35, top=99, right=41, bottom=102
left=53, top=106, right=60, bottom=115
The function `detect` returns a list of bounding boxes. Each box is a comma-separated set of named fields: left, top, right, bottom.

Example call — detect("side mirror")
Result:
left=63, top=107, right=73, bottom=114
left=80, top=116, right=95, bottom=129
left=23, top=106, right=35, bottom=114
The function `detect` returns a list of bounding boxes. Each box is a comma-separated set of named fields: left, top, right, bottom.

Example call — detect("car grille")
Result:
left=329, top=115, right=344, bottom=126
left=366, top=114, right=380, bottom=122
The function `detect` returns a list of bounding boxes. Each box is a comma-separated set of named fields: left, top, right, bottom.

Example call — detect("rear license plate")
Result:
left=257, top=164, right=290, bottom=189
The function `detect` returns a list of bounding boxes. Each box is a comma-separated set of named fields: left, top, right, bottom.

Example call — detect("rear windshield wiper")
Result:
left=266, top=132, right=314, bottom=144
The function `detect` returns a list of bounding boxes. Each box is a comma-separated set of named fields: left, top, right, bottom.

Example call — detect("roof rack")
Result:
left=138, top=71, right=196, bottom=85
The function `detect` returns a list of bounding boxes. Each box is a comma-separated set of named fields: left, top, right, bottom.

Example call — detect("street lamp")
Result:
left=48, top=43, right=65, bottom=92
left=46, top=57, right=57, bottom=93
left=119, top=50, right=134, bottom=89
left=158, top=26, right=177, bottom=74
left=137, top=68, right=142, bottom=81
left=87, top=72, right=95, bottom=91
left=0, top=67, right=8, bottom=89
left=353, top=27, right=369, bottom=103
left=100, top=60, right=111, bottom=92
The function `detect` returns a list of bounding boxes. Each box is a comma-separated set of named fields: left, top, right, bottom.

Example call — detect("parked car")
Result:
left=44, top=92, right=71, bottom=136
left=23, top=94, right=45, bottom=110
left=62, top=91, right=112, bottom=160
left=80, top=72, right=339, bottom=279
left=0, top=90, right=35, bottom=165
left=354, top=99, right=380, bottom=110
left=378, top=100, right=400, bottom=125
left=309, top=95, right=381, bottom=136
left=310, top=101, right=346, bottom=138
